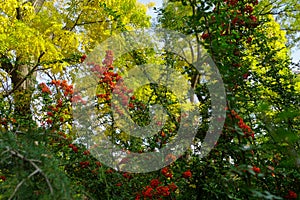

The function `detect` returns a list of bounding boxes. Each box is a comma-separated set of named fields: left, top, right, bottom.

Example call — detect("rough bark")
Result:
left=11, top=58, right=37, bottom=120
left=10, top=0, right=45, bottom=121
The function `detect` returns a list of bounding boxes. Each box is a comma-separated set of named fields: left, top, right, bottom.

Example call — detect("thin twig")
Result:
left=7, top=148, right=54, bottom=198
left=8, top=169, right=40, bottom=200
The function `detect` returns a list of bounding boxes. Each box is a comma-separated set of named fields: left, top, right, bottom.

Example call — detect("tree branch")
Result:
left=3, top=52, right=45, bottom=98
left=8, top=169, right=40, bottom=200
left=7, top=148, right=54, bottom=199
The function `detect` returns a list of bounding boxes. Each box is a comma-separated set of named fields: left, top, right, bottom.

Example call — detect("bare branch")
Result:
left=8, top=169, right=40, bottom=200
left=7, top=148, right=54, bottom=198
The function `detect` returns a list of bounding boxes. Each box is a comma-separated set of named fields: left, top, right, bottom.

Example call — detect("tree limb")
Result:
left=7, top=148, right=53, bottom=198
left=3, top=52, right=45, bottom=98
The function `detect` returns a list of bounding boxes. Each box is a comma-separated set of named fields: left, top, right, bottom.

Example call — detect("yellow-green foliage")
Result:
left=295, top=74, right=300, bottom=93
left=242, top=14, right=298, bottom=122
left=244, top=15, right=293, bottom=102
left=245, top=15, right=289, bottom=75
left=159, top=1, right=194, bottom=31
left=0, top=0, right=80, bottom=73
left=61, top=0, right=151, bottom=51
left=0, top=0, right=151, bottom=74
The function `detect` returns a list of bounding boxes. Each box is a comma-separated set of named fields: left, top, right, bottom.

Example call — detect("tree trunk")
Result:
left=11, top=0, right=45, bottom=124
left=11, top=60, right=37, bottom=121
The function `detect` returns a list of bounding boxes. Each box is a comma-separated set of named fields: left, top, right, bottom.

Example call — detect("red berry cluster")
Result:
left=161, top=167, right=173, bottom=178
left=230, top=110, right=254, bottom=139
left=0, top=117, right=16, bottom=126
left=225, top=0, right=238, bottom=6
left=89, top=50, right=136, bottom=115
left=203, top=0, right=258, bottom=40
left=51, top=80, right=74, bottom=96
left=80, top=161, right=90, bottom=168
left=38, top=79, right=86, bottom=127
left=284, top=190, right=297, bottom=199
left=135, top=178, right=178, bottom=199
left=83, top=150, right=90, bottom=155
left=252, top=166, right=261, bottom=173
left=244, top=5, right=254, bottom=14
left=68, top=143, right=78, bottom=153
left=50, top=79, right=86, bottom=104
left=201, top=33, right=210, bottom=40
left=122, top=172, right=132, bottom=179
left=0, top=117, right=6, bottom=125
left=0, top=176, right=6, bottom=182
left=115, top=182, right=122, bottom=187
left=39, top=83, right=52, bottom=95
left=95, top=161, right=102, bottom=167
left=89, top=50, right=151, bottom=124
left=80, top=54, right=87, bottom=63
left=105, top=168, right=114, bottom=174
left=44, top=100, right=62, bottom=125
left=182, top=169, right=192, bottom=179
left=106, top=172, right=133, bottom=188
left=128, top=95, right=146, bottom=111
